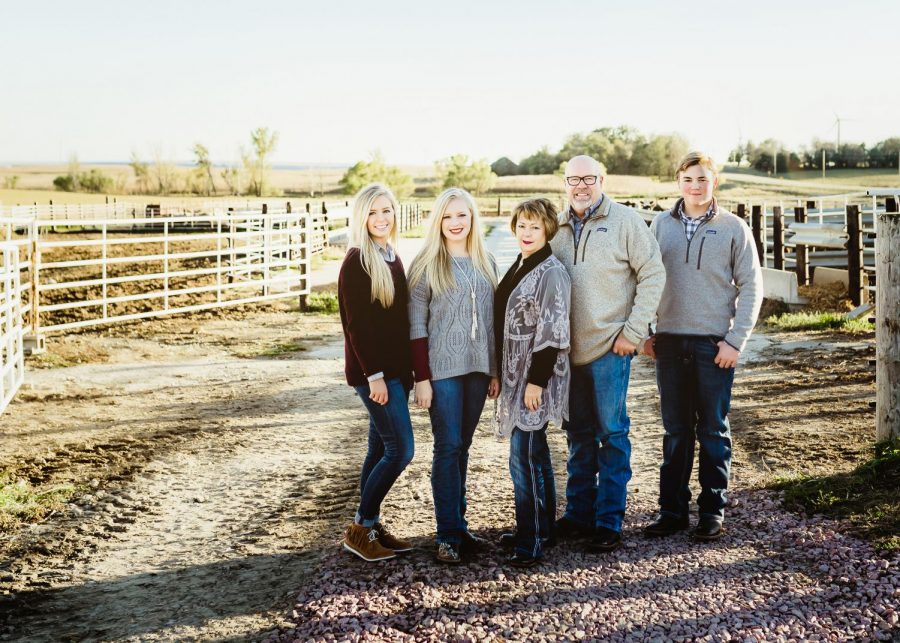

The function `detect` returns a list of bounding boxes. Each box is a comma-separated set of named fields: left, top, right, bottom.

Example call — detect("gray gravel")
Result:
left=272, top=490, right=898, bottom=642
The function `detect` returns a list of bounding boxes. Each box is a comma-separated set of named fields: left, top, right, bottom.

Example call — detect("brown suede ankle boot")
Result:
left=374, top=521, right=412, bottom=552
left=342, top=522, right=396, bottom=562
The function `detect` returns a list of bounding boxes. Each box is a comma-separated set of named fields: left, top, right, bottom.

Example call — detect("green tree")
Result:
left=869, top=137, right=900, bottom=169
left=490, top=156, right=519, bottom=176
left=518, top=146, right=561, bottom=175
left=192, top=143, right=216, bottom=195
left=242, top=127, right=278, bottom=196
left=339, top=151, right=414, bottom=198
left=631, top=134, right=689, bottom=178
left=435, top=155, right=496, bottom=195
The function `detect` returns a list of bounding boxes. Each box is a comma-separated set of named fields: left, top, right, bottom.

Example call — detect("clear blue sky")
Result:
left=2, top=0, right=897, bottom=167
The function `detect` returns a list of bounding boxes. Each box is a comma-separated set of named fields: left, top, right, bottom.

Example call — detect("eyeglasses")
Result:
left=565, top=175, right=598, bottom=186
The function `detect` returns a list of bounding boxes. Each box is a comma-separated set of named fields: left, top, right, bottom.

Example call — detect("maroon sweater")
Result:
left=338, top=247, right=413, bottom=389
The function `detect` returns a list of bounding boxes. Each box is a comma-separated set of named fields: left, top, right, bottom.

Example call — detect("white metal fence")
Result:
left=1, top=244, right=25, bottom=415
left=29, top=209, right=312, bottom=335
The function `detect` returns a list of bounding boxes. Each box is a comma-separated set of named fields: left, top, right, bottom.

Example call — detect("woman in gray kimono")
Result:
left=493, top=198, right=571, bottom=568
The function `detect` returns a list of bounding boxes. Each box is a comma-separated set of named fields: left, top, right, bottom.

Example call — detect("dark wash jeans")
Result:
left=429, top=372, right=490, bottom=545
left=353, top=378, right=415, bottom=527
left=562, top=351, right=633, bottom=533
left=509, top=424, right=556, bottom=558
left=655, top=333, right=735, bottom=521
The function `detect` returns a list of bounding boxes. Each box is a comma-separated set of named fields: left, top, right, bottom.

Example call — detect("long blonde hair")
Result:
left=407, top=187, right=497, bottom=296
left=350, top=183, right=400, bottom=307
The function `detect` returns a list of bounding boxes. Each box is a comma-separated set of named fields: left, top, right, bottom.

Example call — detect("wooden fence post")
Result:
left=497, top=197, right=501, bottom=217
left=736, top=203, right=747, bottom=224
left=751, top=205, right=764, bottom=264
left=876, top=203, right=900, bottom=441
left=846, top=204, right=865, bottom=305
left=772, top=206, right=785, bottom=270
left=794, top=206, right=809, bottom=286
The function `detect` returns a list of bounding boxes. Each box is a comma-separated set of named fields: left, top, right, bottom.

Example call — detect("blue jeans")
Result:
left=429, top=373, right=490, bottom=545
left=353, top=378, right=415, bottom=527
left=655, top=334, right=734, bottom=521
left=509, top=425, right=556, bottom=558
left=562, top=351, right=633, bottom=533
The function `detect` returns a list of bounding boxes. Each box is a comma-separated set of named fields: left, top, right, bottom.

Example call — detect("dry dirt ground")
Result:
left=0, top=302, right=881, bottom=642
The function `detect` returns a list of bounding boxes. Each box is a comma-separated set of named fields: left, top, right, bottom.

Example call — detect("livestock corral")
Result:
left=0, top=196, right=897, bottom=642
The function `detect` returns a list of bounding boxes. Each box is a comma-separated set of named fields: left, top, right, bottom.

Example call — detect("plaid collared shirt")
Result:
left=570, top=196, right=604, bottom=247
left=677, top=200, right=716, bottom=241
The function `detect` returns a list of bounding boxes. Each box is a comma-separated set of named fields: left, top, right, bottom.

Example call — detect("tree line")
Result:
left=491, top=126, right=690, bottom=178
left=53, top=127, right=280, bottom=196
left=729, top=137, right=900, bottom=174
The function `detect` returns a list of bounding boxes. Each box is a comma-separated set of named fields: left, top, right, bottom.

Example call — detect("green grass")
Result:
left=400, top=225, right=424, bottom=238
left=765, top=311, right=874, bottom=333
left=0, top=473, right=76, bottom=531
left=774, top=440, right=900, bottom=550
left=232, top=340, right=308, bottom=359
left=304, top=290, right=339, bottom=314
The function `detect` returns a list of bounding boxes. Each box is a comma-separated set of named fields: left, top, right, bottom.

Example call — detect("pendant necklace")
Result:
left=452, top=256, right=478, bottom=340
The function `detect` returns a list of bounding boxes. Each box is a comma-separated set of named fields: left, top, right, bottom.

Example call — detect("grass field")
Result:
left=3, top=164, right=898, bottom=210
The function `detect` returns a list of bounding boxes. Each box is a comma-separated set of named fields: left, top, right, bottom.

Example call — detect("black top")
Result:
left=493, top=243, right=559, bottom=388
left=338, top=247, right=413, bottom=389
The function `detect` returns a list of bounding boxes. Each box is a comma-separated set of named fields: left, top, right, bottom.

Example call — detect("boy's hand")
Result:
left=369, top=378, right=389, bottom=405
left=488, top=377, right=500, bottom=400
left=524, top=383, right=542, bottom=411
left=612, top=332, right=637, bottom=356
left=642, top=336, right=656, bottom=360
left=715, top=341, right=740, bottom=369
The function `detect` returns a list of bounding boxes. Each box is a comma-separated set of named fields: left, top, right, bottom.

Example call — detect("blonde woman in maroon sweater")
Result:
left=338, top=183, right=414, bottom=562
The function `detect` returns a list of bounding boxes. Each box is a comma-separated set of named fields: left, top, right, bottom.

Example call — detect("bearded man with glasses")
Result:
left=549, top=155, right=666, bottom=552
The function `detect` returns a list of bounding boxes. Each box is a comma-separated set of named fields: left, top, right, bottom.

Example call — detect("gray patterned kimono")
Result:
left=495, top=255, right=571, bottom=439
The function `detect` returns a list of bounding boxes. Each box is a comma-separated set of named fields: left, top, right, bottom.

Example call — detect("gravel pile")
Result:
left=269, top=490, right=898, bottom=642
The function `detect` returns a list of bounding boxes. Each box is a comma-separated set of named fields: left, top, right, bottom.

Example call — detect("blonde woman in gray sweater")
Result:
left=407, top=188, right=499, bottom=564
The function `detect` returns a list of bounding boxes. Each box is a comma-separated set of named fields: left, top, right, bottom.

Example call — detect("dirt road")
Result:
left=0, top=302, right=888, bottom=641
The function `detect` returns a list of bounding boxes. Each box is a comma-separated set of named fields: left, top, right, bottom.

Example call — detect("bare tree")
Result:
left=192, top=143, right=216, bottom=195
left=241, top=127, right=278, bottom=196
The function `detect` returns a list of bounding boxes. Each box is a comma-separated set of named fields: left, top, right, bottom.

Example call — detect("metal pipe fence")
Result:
left=0, top=244, right=25, bottom=415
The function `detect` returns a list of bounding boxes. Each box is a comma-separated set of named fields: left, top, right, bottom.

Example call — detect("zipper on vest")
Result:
left=697, top=237, right=706, bottom=270
left=581, top=230, right=592, bottom=263
left=572, top=227, right=578, bottom=265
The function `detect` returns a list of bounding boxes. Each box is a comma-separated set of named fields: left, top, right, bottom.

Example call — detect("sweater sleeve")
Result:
left=528, top=347, right=559, bottom=387
left=340, top=258, right=386, bottom=379
left=410, top=337, right=432, bottom=382
left=622, top=213, right=666, bottom=346
left=724, top=224, right=764, bottom=352
left=408, top=274, right=431, bottom=341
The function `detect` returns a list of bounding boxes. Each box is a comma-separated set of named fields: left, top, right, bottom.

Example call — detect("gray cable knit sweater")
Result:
left=408, top=256, right=497, bottom=381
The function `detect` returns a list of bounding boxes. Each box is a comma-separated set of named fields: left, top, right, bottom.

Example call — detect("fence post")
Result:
left=772, top=206, right=785, bottom=270
left=27, top=219, right=42, bottom=353
left=793, top=206, right=809, bottom=286
left=846, top=204, right=865, bottom=306
left=298, top=210, right=310, bottom=312
left=736, top=203, right=747, bottom=224
left=876, top=203, right=900, bottom=440
left=751, top=205, right=764, bottom=263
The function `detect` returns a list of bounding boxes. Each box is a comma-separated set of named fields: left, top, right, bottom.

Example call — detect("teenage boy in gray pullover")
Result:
left=643, top=151, right=763, bottom=541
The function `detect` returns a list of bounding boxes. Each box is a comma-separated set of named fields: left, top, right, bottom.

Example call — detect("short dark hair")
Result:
left=510, top=198, right=560, bottom=240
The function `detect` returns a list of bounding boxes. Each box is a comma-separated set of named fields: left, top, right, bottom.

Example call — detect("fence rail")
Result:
left=1, top=245, right=25, bottom=415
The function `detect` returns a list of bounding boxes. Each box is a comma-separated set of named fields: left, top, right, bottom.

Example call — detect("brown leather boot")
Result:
left=374, top=522, right=413, bottom=552
left=342, top=522, right=396, bottom=562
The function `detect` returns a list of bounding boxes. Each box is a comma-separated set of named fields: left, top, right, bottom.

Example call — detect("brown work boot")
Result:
left=374, top=521, right=413, bottom=552
left=342, top=522, right=396, bottom=562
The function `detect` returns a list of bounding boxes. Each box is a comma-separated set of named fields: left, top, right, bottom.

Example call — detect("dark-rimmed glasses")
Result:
left=565, top=175, right=598, bottom=186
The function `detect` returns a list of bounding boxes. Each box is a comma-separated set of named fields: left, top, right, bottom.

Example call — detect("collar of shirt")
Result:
left=376, top=243, right=396, bottom=262
left=676, top=198, right=716, bottom=224
left=568, top=195, right=605, bottom=224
